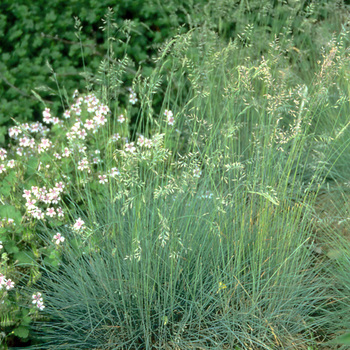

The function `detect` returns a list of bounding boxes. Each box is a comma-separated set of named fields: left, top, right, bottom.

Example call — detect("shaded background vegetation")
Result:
left=0, top=0, right=348, bottom=143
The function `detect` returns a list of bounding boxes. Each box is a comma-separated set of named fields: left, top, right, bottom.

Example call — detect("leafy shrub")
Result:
left=0, top=0, right=187, bottom=135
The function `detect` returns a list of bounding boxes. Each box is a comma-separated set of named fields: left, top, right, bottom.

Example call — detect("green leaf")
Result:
left=8, top=29, right=23, bottom=41
left=43, top=255, right=59, bottom=269
left=2, top=53, right=11, bottom=62
left=20, top=316, right=32, bottom=327
left=334, top=332, right=350, bottom=344
left=0, top=126, right=7, bottom=144
left=0, top=226, right=8, bottom=237
left=26, top=157, right=39, bottom=176
left=49, top=249, right=59, bottom=260
left=13, top=326, right=29, bottom=339
left=3, top=170, right=17, bottom=184
left=5, top=242, right=19, bottom=254
left=326, top=249, right=342, bottom=259
left=14, top=250, right=36, bottom=265
left=0, top=205, right=22, bottom=225
left=0, top=182, right=11, bottom=197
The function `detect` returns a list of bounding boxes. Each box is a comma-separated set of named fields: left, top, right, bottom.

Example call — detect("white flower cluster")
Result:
left=32, top=292, right=45, bottom=310
left=0, top=273, right=14, bottom=291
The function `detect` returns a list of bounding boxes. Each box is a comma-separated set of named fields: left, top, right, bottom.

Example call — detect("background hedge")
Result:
left=0, top=0, right=346, bottom=144
left=0, top=0, right=190, bottom=140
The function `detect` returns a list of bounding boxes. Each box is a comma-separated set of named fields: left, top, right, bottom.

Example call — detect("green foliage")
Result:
left=0, top=0, right=348, bottom=142
left=1, top=1, right=350, bottom=348
left=0, top=0, right=187, bottom=134
left=335, top=332, right=350, bottom=345
left=3, top=25, right=348, bottom=350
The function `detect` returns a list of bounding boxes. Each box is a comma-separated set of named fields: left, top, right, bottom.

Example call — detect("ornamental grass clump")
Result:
left=18, top=25, right=350, bottom=350
left=1, top=14, right=350, bottom=349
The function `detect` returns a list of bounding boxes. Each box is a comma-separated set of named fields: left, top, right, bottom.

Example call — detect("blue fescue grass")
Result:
left=20, top=19, right=350, bottom=350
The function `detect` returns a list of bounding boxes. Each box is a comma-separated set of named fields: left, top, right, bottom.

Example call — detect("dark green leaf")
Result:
left=334, top=332, right=350, bottom=345
left=13, top=326, right=29, bottom=339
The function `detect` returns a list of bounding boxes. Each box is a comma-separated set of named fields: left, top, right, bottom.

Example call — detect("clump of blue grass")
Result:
left=27, top=24, right=350, bottom=350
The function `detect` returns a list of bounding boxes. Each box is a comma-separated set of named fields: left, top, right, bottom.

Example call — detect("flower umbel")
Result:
left=164, top=109, right=174, bottom=125
left=73, top=218, right=85, bottom=231
left=53, top=232, right=65, bottom=245
left=32, top=292, right=45, bottom=310
left=5, top=279, right=15, bottom=290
